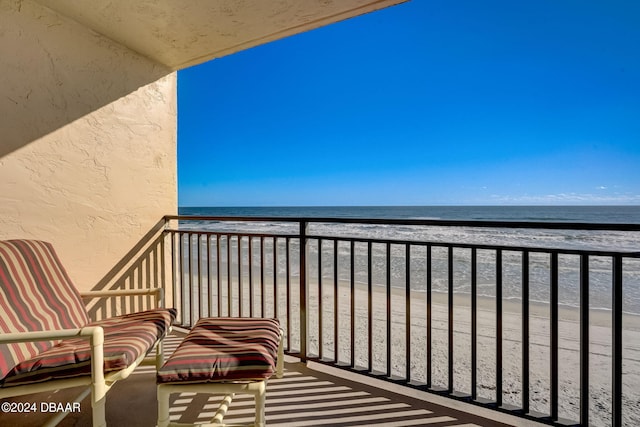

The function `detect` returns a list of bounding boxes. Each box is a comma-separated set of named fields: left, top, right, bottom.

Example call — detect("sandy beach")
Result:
left=273, top=279, right=640, bottom=427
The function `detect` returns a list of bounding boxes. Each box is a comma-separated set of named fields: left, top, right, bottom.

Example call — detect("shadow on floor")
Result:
left=0, top=332, right=516, bottom=426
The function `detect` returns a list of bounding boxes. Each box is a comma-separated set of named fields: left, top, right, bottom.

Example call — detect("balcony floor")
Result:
left=1, top=330, right=532, bottom=427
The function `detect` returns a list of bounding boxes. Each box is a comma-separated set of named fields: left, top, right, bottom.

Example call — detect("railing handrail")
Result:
left=164, top=214, right=640, bottom=231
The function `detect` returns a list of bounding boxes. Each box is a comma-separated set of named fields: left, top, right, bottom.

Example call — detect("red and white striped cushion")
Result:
left=0, top=240, right=89, bottom=380
left=157, top=317, right=281, bottom=384
left=1, top=308, right=176, bottom=387
left=0, top=239, right=178, bottom=386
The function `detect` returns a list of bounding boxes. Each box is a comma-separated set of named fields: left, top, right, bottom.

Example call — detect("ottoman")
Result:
left=157, top=317, right=283, bottom=427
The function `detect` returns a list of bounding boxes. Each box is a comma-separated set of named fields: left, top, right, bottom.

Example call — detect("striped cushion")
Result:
left=0, top=240, right=89, bottom=380
left=1, top=308, right=177, bottom=387
left=157, top=317, right=281, bottom=384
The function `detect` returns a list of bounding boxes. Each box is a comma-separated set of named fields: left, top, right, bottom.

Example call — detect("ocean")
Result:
left=177, top=205, right=640, bottom=315
left=179, top=205, right=640, bottom=223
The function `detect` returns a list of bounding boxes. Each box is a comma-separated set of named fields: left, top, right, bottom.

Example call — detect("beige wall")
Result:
left=0, top=0, right=177, bottom=289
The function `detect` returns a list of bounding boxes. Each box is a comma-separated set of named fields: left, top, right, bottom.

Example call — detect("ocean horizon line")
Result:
left=179, top=203, right=640, bottom=208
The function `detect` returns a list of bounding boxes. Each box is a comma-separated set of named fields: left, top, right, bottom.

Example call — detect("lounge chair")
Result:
left=0, top=239, right=177, bottom=427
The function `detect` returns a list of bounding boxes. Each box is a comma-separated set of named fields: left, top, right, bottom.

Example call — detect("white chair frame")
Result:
left=0, top=288, right=168, bottom=427
left=157, top=329, right=284, bottom=427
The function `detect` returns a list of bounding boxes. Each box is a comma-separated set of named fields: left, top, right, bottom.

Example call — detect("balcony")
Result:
left=2, top=215, right=639, bottom=426
left=164, top=215, right=640, bottom=427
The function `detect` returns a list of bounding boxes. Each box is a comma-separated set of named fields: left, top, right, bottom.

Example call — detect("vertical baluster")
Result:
left=177, top=238, right=182, bottom=317
left=237, top=236, right=242, bottom=316
left=274, top=237, right=278, bottom=320
left=427, top=244, right=432, bottom=388
left=227, top=235, right=232, bottom=317
left=350, top=240, right=355, bottom=368
left=319, top=239, right=324, bottom=360
left=153, top=243, right=159, bottom=308
left=612, top=255, right=623, bottom=427
left=138, top=254, right=143, bottom=312
left=260, top=236, right=265, bottom=318
left=522, top=250, right=530, bottom=415
left=170, top=231, right=179, bottom=316
left=152, top=244, right=158, bottom=309
left=286, top=237, right=291, bottom=352
left=386, top=242, right=392, bottom=378
left=368, top=241, right=373, bottom=373
left=206, top=234, right=213, bottom=316
left=193, top=235, right=199, bottom=317
left=580, top=254, right=590, bottom=426
left=126, top=256, right=133, bottom=313
left=406, top=244, right=412, bottom=383
left=496, top=249, right=503, bottom=407
left=299, top=221, right=308, bottom=361
left=188, top=233, right=194, bottom=326
left=249, top=236, right=254, bottom=318
left=197, top=234, right=202, bottom=320
left=448, top=246, right=454, bottom=392
left=137, top=252, right=144, bottom=314
left=334, top=239, right=339, bottom=363
left=146, top=247, right=152, bottom=309
left=550, top=252, right=559, bottom=420
left=176, top=232, right=182, bottom=324
left=471, top=247, right=478, bottom=401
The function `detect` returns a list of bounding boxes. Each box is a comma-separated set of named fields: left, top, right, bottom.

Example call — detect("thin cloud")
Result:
left=490, top=193, right=640, bottom=204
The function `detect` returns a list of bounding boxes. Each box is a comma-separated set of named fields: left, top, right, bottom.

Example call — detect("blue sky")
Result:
left=178, top=0, right=640, bottom=207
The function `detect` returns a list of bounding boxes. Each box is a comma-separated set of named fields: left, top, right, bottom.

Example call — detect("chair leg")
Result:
left=157, top=385, right=170, bottom=427
left=92, top=395, right=107, bottom=427
left=252, top=381, right=267, bottom=427
left=155, top=339, right=165, bottom=371
left=276, top=329, right=284, bottom=379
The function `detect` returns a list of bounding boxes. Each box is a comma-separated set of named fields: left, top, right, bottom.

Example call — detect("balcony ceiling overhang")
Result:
left=35, top=0, right=407, bottom=71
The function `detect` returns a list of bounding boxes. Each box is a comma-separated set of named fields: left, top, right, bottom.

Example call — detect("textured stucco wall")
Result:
left=0, top=0, right=177, bottom=289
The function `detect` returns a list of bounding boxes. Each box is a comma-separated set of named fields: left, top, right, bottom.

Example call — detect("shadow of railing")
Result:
left=160, top=331, right=510, bottom=427
left=85, top=218, right=169, bottom=320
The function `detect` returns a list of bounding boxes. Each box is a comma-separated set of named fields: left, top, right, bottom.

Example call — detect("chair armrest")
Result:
left=0, top=326, right=106, bottom=396
left=0, top=326, right=103, bottom=345
left=80, top=287, right=165, bottom=308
